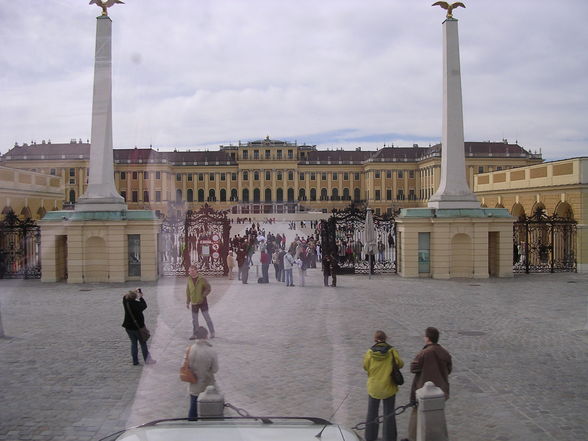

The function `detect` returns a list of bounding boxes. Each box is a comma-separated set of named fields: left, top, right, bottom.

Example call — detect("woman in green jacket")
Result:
left=363, top=330, right=404, bottom=441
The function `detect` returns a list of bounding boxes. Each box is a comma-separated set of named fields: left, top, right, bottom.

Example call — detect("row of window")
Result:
left=112, top=187, right=418, bottom=204
left=241, top=149, right=296, bottom=160
left=60, top=165, right=507, bottom=179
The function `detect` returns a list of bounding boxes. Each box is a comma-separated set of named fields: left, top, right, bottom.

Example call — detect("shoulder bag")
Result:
left=124, top=299, right=151, bottom=343
left=180, top=346, right=198, bottom=383
left=390, top=348, right=404, bottom=386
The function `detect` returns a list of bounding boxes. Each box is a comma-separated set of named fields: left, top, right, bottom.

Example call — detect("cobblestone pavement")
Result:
left=1, top=224, right=587, bottom=441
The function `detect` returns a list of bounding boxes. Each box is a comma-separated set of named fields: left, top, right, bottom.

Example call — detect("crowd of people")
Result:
left=120, top=219, right=451, bottom=441
left=233, top=217, right=278, bottom=224
left=122, top=287, right=451, bottom=441
left=226, top=224, right=329, bottom=288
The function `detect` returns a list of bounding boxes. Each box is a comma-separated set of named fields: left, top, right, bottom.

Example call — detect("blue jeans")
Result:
left=188, top=394, right=198, bottom=419
left=125, top=329, right=149, bottom=364
left=365, top=394, right=397, bottom=441
left=191, top=302, right=215, bottom=337
left=284, top=268, right=293, bottom=286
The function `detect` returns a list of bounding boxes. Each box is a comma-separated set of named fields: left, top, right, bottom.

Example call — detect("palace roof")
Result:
left=1, top=139, right=539, bottom=164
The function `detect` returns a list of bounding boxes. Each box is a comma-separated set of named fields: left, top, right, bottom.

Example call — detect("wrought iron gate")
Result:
left=0, top=210, right=41, bottom=279
left=513, top=211, right=577, bottom=273
left=320, top=206, right=396, bottom=274
left=159, top=204, right=231, bottom=276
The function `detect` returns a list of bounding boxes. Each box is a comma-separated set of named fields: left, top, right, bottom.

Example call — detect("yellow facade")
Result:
left=0, top=165, right=63, bottom=219
left=1, top=138, right=541, bottom=219
left=474, top=157, right=588, bottom=273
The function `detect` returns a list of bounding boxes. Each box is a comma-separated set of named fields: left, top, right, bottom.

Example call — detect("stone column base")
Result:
left=396, top=208, right=514, bottom=279
left=40, top=210, right=161, bottom=283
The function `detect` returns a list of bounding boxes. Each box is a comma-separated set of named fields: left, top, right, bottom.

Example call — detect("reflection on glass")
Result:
left=128, top=234, right=141, bottom=277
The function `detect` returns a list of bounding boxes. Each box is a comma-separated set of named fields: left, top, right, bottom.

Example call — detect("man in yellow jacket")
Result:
left=186, top=264, right=215, bottom=339
left=363, top=330, right=404, bottom=441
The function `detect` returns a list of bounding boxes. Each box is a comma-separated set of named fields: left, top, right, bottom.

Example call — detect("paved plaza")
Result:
left=1, top=223, right=587, bottom=441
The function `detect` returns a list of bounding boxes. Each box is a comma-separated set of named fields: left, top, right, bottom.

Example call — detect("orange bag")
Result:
left=180, top=346, right=198, bottom=383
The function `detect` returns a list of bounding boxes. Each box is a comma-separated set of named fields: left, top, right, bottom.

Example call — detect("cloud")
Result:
left=1, top=0, right=586, bottom=160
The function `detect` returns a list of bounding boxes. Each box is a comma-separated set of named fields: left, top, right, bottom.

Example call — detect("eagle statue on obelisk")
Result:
left=89, top=0, right=125, bottom=17
left=432, top=1, right=466, bottom=19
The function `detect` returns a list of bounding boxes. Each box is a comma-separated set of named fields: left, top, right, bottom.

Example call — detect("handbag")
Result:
left=180, top=346, right=198, bottom=383
left=138, top=327, right=151, bottom=342
left=390, top=348, right=404, bottom=386
left=124, top=298, right=151, bottom=343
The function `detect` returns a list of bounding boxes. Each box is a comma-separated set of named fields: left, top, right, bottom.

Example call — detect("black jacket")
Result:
left=122, top=297, right=147, bottom=330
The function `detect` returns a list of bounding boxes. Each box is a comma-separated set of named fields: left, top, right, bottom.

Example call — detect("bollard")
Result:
left=197, top=385, right=225, bottom=417
left=416, top=381, right=448, bottom=441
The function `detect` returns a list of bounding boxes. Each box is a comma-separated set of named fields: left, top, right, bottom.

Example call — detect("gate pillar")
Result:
left=40, top=211, right=161, bottom=283
left=396, top=208, right=514, bottom=279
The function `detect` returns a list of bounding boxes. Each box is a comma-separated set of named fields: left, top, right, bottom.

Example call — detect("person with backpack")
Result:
left=363, top=330, right=404, bottom=441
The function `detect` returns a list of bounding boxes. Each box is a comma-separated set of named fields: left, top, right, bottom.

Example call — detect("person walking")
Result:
left=328, top=252, right=338, bottom=287
left=278, top=248, right=286, bottom=282
left=272, top=249, right=281, bottom=281
left=226, top=250, right=236, bottom=279
left=122, top=288, right=156, bottom=366
left=363, top=330, right=403, bottom=441
left=260, top=247, right=270, bottom=283
left=186, top=326, right=219, bottom=419
left=297, top=247, right=308, bottom=287
left=236, top=244, right=249, bottom=284
left=377, top=240, right=386, bottom=263
left=186, top=264, right=215, bottom=339
left=322, top=254, right=333, bottom=287
left=283, top=248, right=295, bottom=287
left=402, top=327, right=452, bottom=441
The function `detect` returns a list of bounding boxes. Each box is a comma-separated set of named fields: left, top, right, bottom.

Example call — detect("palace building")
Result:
left=1, top=137, right=542, bottom=219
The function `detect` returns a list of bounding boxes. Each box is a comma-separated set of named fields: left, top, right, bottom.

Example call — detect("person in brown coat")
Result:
left=402, top=327, right=452, bottom=441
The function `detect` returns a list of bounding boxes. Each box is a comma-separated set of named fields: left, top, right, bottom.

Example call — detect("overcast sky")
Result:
left=0, top=0, right=586, bottom=161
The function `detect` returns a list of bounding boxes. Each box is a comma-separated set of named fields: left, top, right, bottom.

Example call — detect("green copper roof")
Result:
left=399, top=208, right=513, bottom=219
left=42, top=210, right=159, bottom=222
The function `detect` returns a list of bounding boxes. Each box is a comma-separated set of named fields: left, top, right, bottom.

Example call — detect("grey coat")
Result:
left=187, top=340, right=219, bottom=396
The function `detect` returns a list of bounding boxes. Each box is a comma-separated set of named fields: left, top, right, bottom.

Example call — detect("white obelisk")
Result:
left=76, top=14, right=126, bottom=211
left=428, top=17, right=479, bottom=209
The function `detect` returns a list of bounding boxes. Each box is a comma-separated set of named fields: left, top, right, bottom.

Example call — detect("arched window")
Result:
left=343, top=188, right=350, bottom=200
left=298, top=188, right=306, bottom=201
left=310, top=188, right=317, bottom=201
left=198, top=189, right=205, bottom=202
left=37, top=207, right=47, bottom=218
left=265, top=188, right=272, bottom=202
left=69, top=189, right=76, bottom=203
left=208, top=189, right=216, bottom=202
left=332, top=188, right=339, bottom=200
left=531, top=202, right=546, bottom=217
left=176, top=189, right=182, bottom=202
left=354, top=188, right=361, bottom=201
left=555, top=201, right=574, bottom=219
left=231, top=188, right=238, bottom=201
left=276, top=188, right=284, bottom=202
left=20, top=206, right=32, bottom=219
left=287, top=188, right=294, bottom=202
left=187, top=189, right=194, bottom=202
left=511, top=202, right=525, bottom=220
left=242, top=188, right=249, bottom=202
left=253, top=188, right=260, bottom=202
left=320, top=188, right=328, bottom=201
left=220, top=189, right=227, bottom=202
